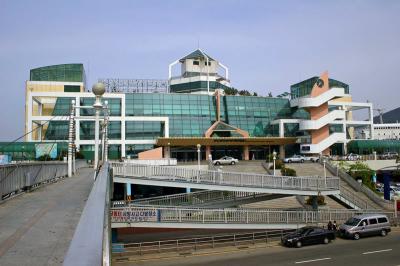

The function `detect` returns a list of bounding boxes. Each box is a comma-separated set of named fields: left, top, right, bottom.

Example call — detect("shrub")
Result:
left=306, top=195, right=326, bottom=206
left=281, top=166, right=297, bottom=176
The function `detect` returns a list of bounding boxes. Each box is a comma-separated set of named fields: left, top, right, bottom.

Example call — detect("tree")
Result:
left=224, top=87, right=238, bottom=95
left=348, top=162, right=374, bottom=190
left=238, top=90, right=251, bottom=96
left=253, top=92, right=258, bottom=96
left=268, top=92, right=273, bottom=97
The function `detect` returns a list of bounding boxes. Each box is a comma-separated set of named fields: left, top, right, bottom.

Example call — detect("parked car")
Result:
left=339, top=214, right=391, bottom=240
left=283, top=155, right=306, bottom=163
left=305, top=156, right=320, bottom=163
left=382, top=152, right=399, bottom=160
left=346, top=153, right=361, bottom=161
left=213, top=156, right=239, bottom=165
left=281, top=226, right=335, bottom=248
left=390, top=186, right=400, bottom=199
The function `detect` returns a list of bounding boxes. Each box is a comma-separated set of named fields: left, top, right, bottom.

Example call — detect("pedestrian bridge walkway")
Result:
left=112, top=163, right=340, bottom=196
left=0, top=166, right=93, bottom=266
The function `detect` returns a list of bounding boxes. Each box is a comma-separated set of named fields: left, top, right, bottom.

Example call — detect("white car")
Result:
left=346, top=153, right=361, bottom=161
left=213, top=156, right=239, bottom=165
left=390, top=186, right=400, bottom=199
left=283, top=155, right=306, bottom=163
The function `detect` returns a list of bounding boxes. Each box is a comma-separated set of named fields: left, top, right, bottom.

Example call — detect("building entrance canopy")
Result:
left=156, top=137, right=297, bottom=146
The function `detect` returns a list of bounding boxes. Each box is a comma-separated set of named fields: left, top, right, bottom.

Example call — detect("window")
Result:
left=204, top=61, right=211, bottom=66
left=358, top=219, right=368, bottom=227
left=378, top=217, right=388, bottom=223
left=193, top=61, right=199, bottom=65
left=368, top=218, right=378, bottom=225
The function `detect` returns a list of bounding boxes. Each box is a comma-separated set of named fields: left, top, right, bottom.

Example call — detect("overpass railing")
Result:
left=64, top=162, right=112, bottom=266
left=113, top=229, right=295, bottom=257
left=112, top=191, right=266, bottom=207
left=0, top=160, right=87, bottom=200
left=111, top=163, right=340, bottom=192
left=111, top=206, right=396, bottom=225
left=324, top=160, right=393, bottom=210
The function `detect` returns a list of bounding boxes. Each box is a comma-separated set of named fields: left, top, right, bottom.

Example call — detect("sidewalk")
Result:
left=0, top=167, right=94, bottom=266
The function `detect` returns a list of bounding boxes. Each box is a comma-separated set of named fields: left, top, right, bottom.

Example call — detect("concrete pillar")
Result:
left=205, top=146, right=211, bottom=161
left=311, top=196, right=318, bottom=210
left=243, top=145, right=249, bottom=160
left=126, top=183, right=132, bottom=201
left=279, top=145, right=285, bottom=159
left=164, top=146, right=170, bottom=159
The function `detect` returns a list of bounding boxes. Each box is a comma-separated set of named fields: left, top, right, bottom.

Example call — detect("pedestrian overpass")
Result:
left=111, top=163, right=341, bottom=196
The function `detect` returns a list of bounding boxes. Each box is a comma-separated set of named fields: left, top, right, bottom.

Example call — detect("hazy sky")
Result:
left=1, top=0, right=399, bottom=140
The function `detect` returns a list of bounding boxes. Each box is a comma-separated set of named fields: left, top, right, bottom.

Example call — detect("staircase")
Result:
left=287, top=163, right=380, bottom=210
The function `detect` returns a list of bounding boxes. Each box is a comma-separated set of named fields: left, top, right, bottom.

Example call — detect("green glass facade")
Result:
left=41, top=93, right=307, bottom=142
left=30, top=64, right=85, bottom=83
left=347, top=140, right=400, bottom=154
left=290, top=77, right=350, bottom=99
left=170, top=81, right=231, bottom=93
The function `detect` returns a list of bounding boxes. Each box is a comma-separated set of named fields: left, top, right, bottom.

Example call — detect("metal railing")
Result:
left=112, top=163, right=340, bottom=192
left=112, top=190, right=266, bottom=207
left=64, top=162, right=111, bottom=266
left=113, top=229, right=295, bottom=257
left=111, top=206, right=395, bottom=225
left=123, top=158, right=177, bottom=166
left=0, top=160, right=87, bottom=200
left=324, top=160, right=393, bottom=210
left=337, top=183, right=373, bottom=210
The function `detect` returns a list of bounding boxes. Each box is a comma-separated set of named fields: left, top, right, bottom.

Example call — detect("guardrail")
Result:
left=123, top=158, right=177, bottom=166
left=0, top=160, right=87, bottom=200
left=111, top=206, right=396, bottom=225
left=337, top=183, right=372, bottom=209
left=64, top=162, right=112, bottom=266
left=112, top=163, right=340, bottom=192
left=324, top=160, right=393, bottom=210
left=113, top=229, right=295, bottom=257
left=112, top=191, right=266, bottom=207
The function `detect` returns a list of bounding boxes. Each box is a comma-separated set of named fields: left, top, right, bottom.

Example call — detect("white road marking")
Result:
left=362, top=249, right=392, bottom=255
left=295, top=258, right=331, bottom=264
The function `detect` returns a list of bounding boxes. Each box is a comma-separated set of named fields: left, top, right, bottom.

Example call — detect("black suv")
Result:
left=281, top=226, right=336, bottom=248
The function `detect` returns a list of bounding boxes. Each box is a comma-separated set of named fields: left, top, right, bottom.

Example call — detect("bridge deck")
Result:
left=0, top=167, right=94, bottom=266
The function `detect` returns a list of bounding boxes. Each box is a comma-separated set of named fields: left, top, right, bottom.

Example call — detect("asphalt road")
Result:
left=123, top=230, right=400, bottom=266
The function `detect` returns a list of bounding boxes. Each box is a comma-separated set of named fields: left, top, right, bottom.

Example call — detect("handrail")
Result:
left=0, top=160, right=87, bottom=200
left=111, top=163, right=340, bottom=192
left=113, top=229, right=295, bottom=256
left=112, top=190, right=265, bottom=207
left=111, top=206, right=396, bottom=225
left=64, top=163, right=111, bottom=266
left=324, top=160, right=393, bottom=210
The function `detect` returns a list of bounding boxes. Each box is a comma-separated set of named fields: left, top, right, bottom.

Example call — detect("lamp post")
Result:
left=323, top=158, right=327, bottom=188
left=273, top=150, right=277, bottom=176
left=197, top=144, right=201, bottom=170
left=68, top=99, right=75, bottom=177
left=92, top=82, right=105, bottom=170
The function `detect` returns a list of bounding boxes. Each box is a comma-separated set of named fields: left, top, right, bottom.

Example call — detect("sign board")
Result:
left=111, top=208, right=159, bottom=223
left=0, top=154, right=11, bottom=165
left=35, top=143, right=57, bottom=159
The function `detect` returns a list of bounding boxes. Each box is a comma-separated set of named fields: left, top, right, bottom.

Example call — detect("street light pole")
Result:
left=68, top=100, right=75, bottom=177
left=323, top=158, right=327, bottom=188
left=92, top=83, right=105, bottom=171
left=197, top=144, right=201, bottom=170
left=273, top=150, right=277, bottom=176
